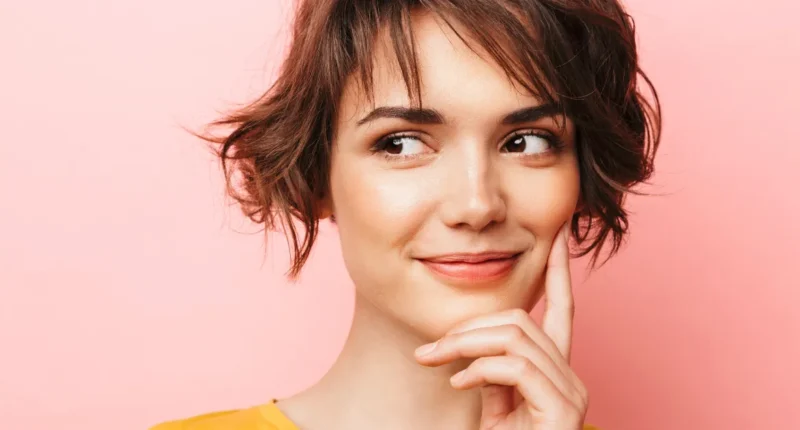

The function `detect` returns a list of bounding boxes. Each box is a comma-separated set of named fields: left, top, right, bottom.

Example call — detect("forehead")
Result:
left=337, top=10, right=544, bottom=125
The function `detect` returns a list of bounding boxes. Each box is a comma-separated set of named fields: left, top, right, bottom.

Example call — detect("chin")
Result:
left=349, top=253, right=545, bottom=341
left=397, top=274, right=544, bottom=341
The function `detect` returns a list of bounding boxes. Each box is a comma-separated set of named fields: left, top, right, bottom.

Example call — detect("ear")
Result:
left=316, top=193, right=335, bottom=221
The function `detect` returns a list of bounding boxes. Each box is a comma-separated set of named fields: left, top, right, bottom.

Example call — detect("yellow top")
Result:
left=151, top=401, right=600, bottom=430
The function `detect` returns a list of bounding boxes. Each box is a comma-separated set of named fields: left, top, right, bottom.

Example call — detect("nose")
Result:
left=438, top=145, right=507, bottom=231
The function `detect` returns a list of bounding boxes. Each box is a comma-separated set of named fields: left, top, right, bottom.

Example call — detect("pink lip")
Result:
left=417, top=252, right=522, bottom=283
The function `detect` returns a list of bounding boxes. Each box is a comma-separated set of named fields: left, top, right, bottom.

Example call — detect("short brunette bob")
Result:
left=196, top=0, right=661, bottom=278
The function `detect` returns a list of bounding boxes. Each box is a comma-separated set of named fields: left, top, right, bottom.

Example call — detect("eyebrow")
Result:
left=356, top=103, right=564, bottom=127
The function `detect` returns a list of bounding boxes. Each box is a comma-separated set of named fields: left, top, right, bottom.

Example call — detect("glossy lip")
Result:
left=415, top=251, right=523, bottom=284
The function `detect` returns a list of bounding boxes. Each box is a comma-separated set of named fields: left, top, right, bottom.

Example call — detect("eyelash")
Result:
left=503, top=130, right=566, bottom=155
left=370, top=130, right=566, bottom=161
left=370, top=132, right=427, bottom=161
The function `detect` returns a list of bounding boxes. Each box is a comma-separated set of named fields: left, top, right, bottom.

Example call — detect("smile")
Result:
left=415, top=251, right=522, bottom=284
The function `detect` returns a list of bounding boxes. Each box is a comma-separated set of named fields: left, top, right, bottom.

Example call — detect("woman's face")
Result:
left=326, top=11, right=580, bottom=340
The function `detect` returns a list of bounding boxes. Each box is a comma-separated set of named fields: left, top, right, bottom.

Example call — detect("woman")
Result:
left=154, top=0, right=660, bottom=428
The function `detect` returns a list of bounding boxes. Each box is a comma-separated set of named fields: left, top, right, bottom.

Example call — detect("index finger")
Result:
left=541, top=222, right=575, bottom=362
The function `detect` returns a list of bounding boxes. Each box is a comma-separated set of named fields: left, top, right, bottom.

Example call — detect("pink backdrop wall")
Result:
left=1, top=1, right=798, bottom=429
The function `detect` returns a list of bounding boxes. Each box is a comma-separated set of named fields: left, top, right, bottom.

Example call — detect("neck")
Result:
left=278, top=294, right=482, bottom=430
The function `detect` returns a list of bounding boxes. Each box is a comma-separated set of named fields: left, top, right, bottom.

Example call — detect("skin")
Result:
left=276, top=11, right=586, bottom=430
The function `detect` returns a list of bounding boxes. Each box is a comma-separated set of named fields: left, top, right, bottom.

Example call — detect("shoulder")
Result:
left=149, top=406, right=265, bottom=430
left=150, top=405, right=600, bottom=430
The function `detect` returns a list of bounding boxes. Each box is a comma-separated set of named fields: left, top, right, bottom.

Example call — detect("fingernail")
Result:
left=415, top=341, right=437, bottom=357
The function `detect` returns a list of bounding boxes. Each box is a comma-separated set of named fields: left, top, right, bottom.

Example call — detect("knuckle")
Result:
left=576, top=380, right=589, bottom=399
left=503, top=324, right=527, bottom=343
left=577, top=383, right=590, bottom=406
left=508, top=308, right=531, bottom=324
left=437, top=333, right=458, bottom=350
left=564, top=372, right=589, bottom=407
left=471, top=356, right=492, bottom=372
left=515, top=357, right=538, bottom=377
left=568, top=385, right=589, bottom=409
left=570, top=372, right=588, bottom=401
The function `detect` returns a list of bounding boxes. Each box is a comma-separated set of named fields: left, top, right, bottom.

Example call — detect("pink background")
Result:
left=1, top=1, right=798, bottom=429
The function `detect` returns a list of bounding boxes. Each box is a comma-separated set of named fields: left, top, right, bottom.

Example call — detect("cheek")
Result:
left=329, top=157, right=434, bottom=255
left=507, top=160, right=580, bottom=234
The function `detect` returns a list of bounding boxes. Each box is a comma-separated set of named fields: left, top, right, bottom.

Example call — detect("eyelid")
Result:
left=504, top=128, right=556, bottom=139
left=500, top=129, right=557, bottom=147
left=371, top=131, right=429, bottom=152
left=371, top=128, right=564, bottom=155
left=380, top=131, right=423, bottom=142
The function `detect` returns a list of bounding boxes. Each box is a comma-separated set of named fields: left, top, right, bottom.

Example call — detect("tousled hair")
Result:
left=194, top=0, right=662, bottom=279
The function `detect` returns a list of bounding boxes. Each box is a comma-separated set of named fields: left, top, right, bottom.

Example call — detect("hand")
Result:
left=414, top=224, right=588, bottom=429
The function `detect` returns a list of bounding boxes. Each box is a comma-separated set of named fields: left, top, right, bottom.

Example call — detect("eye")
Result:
left=500, top=132, right=556, bottom=155
left=372, top=134, right=432, bottom=158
